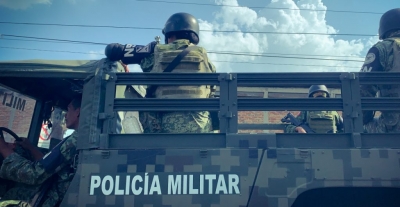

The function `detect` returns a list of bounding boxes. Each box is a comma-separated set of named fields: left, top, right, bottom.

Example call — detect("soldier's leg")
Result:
left=385, top=120, right=400, bottom=133
left=0, top=185, right=37, bottom=203
left=392, top=120, right=400, bottom=132
left=161, top=111, right=212, bottom=133
left=380, top=112, right=400, bottom=133
left=364, top=117, right=386, bottom=133
left=139, top=112, right=162, bottom=133
left=122, top=111, right=143, bottom=133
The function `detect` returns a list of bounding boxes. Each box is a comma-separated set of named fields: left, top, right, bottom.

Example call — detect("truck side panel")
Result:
left=62, top=148, right=263, bottom=207
left=249, top=149, right=400, bottom=206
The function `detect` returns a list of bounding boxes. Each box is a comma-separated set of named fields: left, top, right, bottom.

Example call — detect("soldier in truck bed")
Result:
left=360, top=8, right=400, bottom=133
left=105, top=12, right=217, bottom=133
left=285, top=85, right=344, bottom=133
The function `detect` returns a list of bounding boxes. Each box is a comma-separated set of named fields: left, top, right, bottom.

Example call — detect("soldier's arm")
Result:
left=207, top=58, right=217, bottom=74
left=200, top=48, right=217, bottom=97
left=105, top=41, right=156, bottom=68
left=0, top=132, right=77, bottom=186
left=14, top=138, right=44, bottom=161
left=284, top=112, right=306, bottom=133
left=140, top=53, right=155, bottom=73
left=207, top=61, right=218, bottom=97
left=360, top=46, right=384, bottom=124
left=200, top=47, right=216, bottom=74
left=360, top=46, right=383, bottom=97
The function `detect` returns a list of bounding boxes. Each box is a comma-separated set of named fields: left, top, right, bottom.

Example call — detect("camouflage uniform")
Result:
left=0, top=131, right=78, bottom=207
left=139, top=39, right=216, bottom=133
left=0, top=200, right=31, bottom=207
left=285, top=111, right=344, bottom=133
left=360, top=31, right=400, bottom=133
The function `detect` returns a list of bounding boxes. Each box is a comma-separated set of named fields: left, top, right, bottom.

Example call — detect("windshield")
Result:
left=0, top=86, right=74, bottom=148
left=0, top=86, right=36, bottom=142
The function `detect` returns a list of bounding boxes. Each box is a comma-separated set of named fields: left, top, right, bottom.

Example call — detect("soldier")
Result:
left=285, top=85, right=344, bottom=133
left=0, top=94, right=81, bottom=207
left=360, top=8, right=400, bottom=133
left=105, top=12, right=217, bottom=133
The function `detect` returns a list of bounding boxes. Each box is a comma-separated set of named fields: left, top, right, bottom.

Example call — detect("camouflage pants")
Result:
left=364, top=112, right=400, bottom=133
left=0, top=177, right=37, bottom=207
left=139, top=112, right=162, bottom=133
left=0, top=148, right=37, bottom=206
left=0, top=200, right=31, bottom=207
left=0, top=185, right=37, bottom=203
left=140, top=111, right=212, bottom=133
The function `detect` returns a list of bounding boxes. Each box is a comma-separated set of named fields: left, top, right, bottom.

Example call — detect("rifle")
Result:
left=281, top=112, right=315, bottom=133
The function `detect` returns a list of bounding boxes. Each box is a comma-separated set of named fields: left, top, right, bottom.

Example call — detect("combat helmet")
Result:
left=379, top=8, right=400, bottom=39
left=308, top=85, right=330, bottom=97
left=162, top=12, right=200, bottom=44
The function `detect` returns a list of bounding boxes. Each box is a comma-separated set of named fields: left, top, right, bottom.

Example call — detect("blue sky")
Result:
left=0, top=0, right=398, bottom=72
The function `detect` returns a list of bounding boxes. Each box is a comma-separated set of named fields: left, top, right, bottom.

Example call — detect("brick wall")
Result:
left=237, top=111, right=301, bottom=133
left=238, top=111, right=265, bottom=133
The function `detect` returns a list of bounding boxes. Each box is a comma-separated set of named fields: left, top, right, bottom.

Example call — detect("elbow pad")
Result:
left=39, top=138, right=69, bottom=172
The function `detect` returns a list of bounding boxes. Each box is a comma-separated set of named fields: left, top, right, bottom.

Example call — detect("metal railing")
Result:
left=90, top=71, right=400, bottom=149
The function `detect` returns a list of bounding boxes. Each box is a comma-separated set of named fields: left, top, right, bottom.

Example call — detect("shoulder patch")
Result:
left=137, top=45, right=150, bottom=53
left=364, top=53, right=376, bottom=65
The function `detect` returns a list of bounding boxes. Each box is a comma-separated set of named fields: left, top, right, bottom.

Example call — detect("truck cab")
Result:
left=1, top=58, right=400, bottom=207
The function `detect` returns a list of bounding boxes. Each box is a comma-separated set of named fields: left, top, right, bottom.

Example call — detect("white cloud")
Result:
left=0, top=0, right=95, bottom=9
left=67, top=0, right=96, bottom=4
left=0, top=0, right=51, bottom=10
left=198, top=0, right=374, bottom=72
left=88, top=50, right=103, bottom=59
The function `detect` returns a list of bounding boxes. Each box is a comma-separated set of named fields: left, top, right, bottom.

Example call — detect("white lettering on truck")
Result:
left=89, top=173, right=240, bottom=196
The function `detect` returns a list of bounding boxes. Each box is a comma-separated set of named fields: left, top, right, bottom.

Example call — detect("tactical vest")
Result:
left=306, top=111, right=337, bottom=133
left=151, top=40, right=214, bottom=99
left=377, top=37, right=400, bottom=97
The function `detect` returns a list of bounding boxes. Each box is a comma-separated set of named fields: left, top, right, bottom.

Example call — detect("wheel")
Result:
left=0, top=127, right=22, bottom=142
left=0, top=127, right=23, bottom=164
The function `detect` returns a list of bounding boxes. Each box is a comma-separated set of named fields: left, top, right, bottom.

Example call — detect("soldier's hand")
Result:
left=15, top=138, right=35, bottom=150
left=0, top=136, right=13, bottom=151
left=295, top=127, right=307, bottom=133
left=0, top=135, right=7, bottom=148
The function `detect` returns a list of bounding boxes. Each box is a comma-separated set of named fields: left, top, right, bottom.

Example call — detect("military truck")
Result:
left=0, top=59, right=400, bottom=207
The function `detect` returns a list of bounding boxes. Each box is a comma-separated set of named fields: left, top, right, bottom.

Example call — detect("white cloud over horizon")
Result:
left=0, top=0, right=379, bottom=73
left=88, top=50, right=103, bottom=59
left=0, top=0, right=93, bottom=10
left=198, top=0, right=378, bottom=72
left=0, top=0, right=51, bottom=10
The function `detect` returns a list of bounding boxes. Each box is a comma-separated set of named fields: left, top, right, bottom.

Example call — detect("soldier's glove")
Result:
left=105, top=43, right=125, bottom=61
